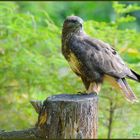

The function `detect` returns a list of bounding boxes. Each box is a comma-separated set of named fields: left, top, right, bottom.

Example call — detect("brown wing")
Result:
left=82, top=35, right=138, bottom=80
left=68, top=34, right=139, bottom=81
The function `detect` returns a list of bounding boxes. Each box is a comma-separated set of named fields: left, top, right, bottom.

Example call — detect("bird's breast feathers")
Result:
left=68, top=52, right=82, bottom=75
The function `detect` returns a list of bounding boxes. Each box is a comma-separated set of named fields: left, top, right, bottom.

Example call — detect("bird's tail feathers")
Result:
left=117, top=78, right=139, bottom=103
left=130, top=70, right=140, bottom=82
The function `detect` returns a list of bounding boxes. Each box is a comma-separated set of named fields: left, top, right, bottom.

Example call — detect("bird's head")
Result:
left=63, top=16, right=84, bottom=34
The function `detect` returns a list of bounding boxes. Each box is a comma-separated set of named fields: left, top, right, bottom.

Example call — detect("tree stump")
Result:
left=37, top=93, right=98, bottom=139
left=0, top=93, right=98, bottom=139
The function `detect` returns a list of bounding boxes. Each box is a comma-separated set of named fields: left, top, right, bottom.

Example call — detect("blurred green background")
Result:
left=0, top=1, right=140, bottom=139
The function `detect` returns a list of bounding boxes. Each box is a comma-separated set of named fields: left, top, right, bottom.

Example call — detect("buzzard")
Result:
left=61, top=16, right=140, bottom=103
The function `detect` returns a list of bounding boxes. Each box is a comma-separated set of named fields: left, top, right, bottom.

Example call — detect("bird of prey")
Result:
left=61, top=16, right=140, bottom=103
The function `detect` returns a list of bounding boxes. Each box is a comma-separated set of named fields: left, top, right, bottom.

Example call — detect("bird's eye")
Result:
left=71, top=20, right=77, bottom=23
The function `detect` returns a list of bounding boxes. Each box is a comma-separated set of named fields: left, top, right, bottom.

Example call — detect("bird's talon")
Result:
left=88, top=92, right=97, bottom=95
left=77, top=91, right=87, bottom=95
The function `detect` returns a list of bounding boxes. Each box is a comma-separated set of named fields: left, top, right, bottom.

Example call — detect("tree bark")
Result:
left=0, top=93, right=98, bottom=139
left=0, top=128, right=40, bottom=140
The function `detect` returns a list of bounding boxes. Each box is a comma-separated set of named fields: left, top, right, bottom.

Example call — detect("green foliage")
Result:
left=0, top=1, right=140, bottom=139
left=0, top=2, right=84, bottom=130
left=113, top=2, right=140, bottom=15
left=16, top=2, right=113, bottom=26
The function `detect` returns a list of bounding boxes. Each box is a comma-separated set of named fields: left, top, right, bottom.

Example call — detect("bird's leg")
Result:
left=93, top=83, right=101, bottom=94
left=87, top=82, right=101, bottom=94
left=87, top=83, right=94, bottom=94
